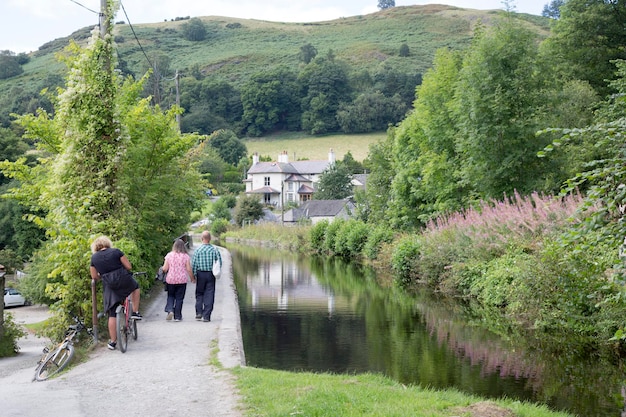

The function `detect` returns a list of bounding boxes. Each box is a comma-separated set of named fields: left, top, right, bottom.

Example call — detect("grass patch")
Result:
left=222, top=223, right=311, bottom=252
left=244, top=132, right=383, bottom=162
left=232, top=367, right=572, bottom=417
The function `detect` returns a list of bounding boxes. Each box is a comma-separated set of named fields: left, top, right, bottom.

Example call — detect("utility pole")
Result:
left=100, top=0, right=109, bottom=38
left=175, top=69, right=181, bottom=132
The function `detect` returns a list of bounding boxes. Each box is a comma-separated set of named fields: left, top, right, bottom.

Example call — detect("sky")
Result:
left=0, top=0, right=549, bottom=54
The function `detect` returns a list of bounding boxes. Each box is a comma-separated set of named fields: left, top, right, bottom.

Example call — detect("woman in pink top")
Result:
left=162, top=239, right=195, bottom=321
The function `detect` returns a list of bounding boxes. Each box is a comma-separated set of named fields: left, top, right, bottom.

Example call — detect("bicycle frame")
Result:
left=33, top=314, right=92, bottom=381
left=115, top=271, right=144, bottom=353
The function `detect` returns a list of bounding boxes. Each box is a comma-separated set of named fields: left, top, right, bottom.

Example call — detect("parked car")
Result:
left=4, top=287, right=27, bottom=308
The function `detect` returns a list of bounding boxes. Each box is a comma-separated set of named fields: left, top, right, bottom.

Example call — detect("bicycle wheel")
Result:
left=33, top=343, right=74, bottom=381
left=116, top=307, right=128, bottom=353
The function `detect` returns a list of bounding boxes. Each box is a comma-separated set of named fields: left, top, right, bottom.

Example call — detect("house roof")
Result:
left=301, top=200, right=354, bottom=217
left=297, top=184, right=315, bottom=194
left=247, top=160, right=329, bottom=176
left=285, top=173, right=310, bottom=182
left=247, top=162, right=299, bottom=175
left=247, top=186, right=281, bottom=194
left=352, top=173, right=368, bottom=186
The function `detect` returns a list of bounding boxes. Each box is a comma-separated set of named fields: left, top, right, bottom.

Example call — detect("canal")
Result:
left=228, top=243, right=626, bottom=417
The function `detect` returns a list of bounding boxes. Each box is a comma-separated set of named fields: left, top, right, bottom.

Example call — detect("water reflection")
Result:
left=228, top=243, right=626, bottom=417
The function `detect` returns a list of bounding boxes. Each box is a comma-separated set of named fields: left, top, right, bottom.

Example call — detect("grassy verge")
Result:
left=232, top=367, right=572, bottom=417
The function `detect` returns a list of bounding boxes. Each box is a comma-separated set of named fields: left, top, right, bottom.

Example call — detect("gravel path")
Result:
left=0, top=247, right=245, bottom=417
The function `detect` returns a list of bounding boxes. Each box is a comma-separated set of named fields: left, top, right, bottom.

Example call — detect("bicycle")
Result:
left=33, top=314, right=94, bottom=381
left=116, top=271, right=146, bottom=353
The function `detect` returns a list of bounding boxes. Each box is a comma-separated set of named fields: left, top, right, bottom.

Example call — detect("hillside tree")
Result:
left=378, top=0, right=395, bottom=10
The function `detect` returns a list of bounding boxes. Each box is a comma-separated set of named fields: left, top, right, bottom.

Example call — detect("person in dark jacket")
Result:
left=90, top=235, right=142, bottom=350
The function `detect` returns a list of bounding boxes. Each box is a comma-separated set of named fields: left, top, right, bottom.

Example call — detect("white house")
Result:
left=244, top=149, right=336, bottom=208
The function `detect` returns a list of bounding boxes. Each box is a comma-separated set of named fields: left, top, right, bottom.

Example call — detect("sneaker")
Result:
left=195, top=315, right=202, bottom=321
left=202, top=318, right=210, bottom=322
left=107, top=341, right=117, bottom=350
left=174, top=318, right=181, bottom=322
left=131, top=312, right=143, bottom=320
left=166, top=312, right=173, bottom=321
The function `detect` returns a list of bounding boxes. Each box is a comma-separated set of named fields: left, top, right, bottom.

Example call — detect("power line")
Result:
left=119, top=1, right=153, bottom=70
left=69, top=0, right=99, bottom=15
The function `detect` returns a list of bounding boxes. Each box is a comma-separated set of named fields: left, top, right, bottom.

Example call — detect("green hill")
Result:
left=0, top=5, right=549, bottom=135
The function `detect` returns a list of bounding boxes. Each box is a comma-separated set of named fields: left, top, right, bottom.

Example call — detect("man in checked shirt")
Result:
left=191, top=230, right=223, bottom=322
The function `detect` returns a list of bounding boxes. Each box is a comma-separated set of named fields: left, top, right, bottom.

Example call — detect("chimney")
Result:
left=278, top=150, right=289, bottom=163
left=328, top=148, right=335, bottom=164
left=252, top=152, right=259, bottom=165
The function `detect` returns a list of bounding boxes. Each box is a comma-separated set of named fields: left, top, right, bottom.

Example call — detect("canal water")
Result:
left=228, top=243, right=626, bottom=417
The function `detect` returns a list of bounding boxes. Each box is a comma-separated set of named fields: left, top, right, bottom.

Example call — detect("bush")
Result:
left=0, top=313, right=26, bottom=357
left=391, top=236, right=421, bottom=288
left=323, top=219, right=345, bottom=255
left=310, top=220, right=329, bottom=253
left=363, top=225, right=394, bottom=260
left=344, top=220, right=369, bottom=257
left=211, top=218, right=230, bottom=237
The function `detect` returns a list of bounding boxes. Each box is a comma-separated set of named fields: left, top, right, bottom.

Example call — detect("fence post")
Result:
left=91, top=279, right=98, bottom=343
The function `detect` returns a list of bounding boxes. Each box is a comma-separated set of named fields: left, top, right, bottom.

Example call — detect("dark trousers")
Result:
left=195, top=270, right=216, bottom=320
left=165, top=283, right=187, bottom=320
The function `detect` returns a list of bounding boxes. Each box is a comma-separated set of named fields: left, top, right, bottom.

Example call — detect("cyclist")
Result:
left=90, top=236, right=142, bottom=350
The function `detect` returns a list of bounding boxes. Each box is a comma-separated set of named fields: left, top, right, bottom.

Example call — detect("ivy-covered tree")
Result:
left=0, top=1, right=204, bottom=324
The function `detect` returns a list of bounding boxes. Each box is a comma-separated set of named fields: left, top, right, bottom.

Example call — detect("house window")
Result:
left=264, top=193, right=271, bottom=204
left=287, top=193, right=294, bottom=202
left=264, top=177, right=270, bottom=186
left=300, top=194, right=311, bottom=202
left=287, top=182, right=294, bottom=191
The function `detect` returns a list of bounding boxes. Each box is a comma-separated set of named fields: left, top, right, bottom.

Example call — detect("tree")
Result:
left=299, top=43, right=317, bottom=64
left=0, top=51, right=23, bottom=80
left=399, top=43, right=410, bottom=57
left=208, top=129, right=247, bottom=166
left=0, top=0, right=205, bottom=321
left=299, top=55, right=351, bottom=134
left=314, top=163, right=353, bottom=200
left=455, top=21, right=549, bottom=198
left=336, top=91, right=407, bottom=133
left=543, top=0, right=626, bottom=96
left=378, top=0, right=395, bottom=10
left=234, top=194, right=264, bottom=225
left=542, top=0, right=564, bottom=19
left=182, top=17, right=207, bottom=41
left=241, top=67, right=301, bottom=136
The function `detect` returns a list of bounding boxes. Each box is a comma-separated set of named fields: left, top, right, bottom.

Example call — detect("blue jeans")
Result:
left=165, top=283, right=187, bottom=320
left=195, top=271, right=216, bottom=320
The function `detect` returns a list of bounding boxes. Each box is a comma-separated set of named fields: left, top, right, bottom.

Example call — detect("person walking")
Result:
left=89, top=236, right=142, bottom=350
left=162, top=238, right=194, bottom=321
left=191, top=231, right=222, bottom=322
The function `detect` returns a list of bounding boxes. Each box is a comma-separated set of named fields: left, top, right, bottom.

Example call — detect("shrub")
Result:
left=345, top=220, right=369, bottom=257
left=363, top=225, right=394, bottom=260
left=0, top=313, right=26, bottom=357
left=211, top=218, right=230, bottom=237
left=310, top=220, right=329, bottom=253
left=391, top=235, right=421, bottom=288
left=323, top=219, right=345, bottom=255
